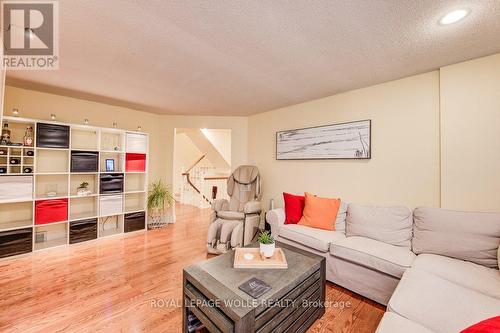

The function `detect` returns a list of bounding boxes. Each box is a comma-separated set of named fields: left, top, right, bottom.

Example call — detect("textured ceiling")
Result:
left=6, top=0, right=500, bottom=116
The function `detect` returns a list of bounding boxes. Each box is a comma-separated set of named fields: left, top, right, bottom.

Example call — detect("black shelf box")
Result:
left=99, top=173, right=124, bottom=194
left=0, top=228, right=33, bottom=259
left=124, top=212, right=145, bottom=232
left=71, top=151, right=99, bottom=172
left=69, top=218, right=98, bottom=244
left=36, top=123, right=70, bottom=149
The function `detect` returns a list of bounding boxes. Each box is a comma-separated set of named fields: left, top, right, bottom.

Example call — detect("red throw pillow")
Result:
left=283, top=192, right=305, bottom=224
left=461, top=316, right=500, bottom=333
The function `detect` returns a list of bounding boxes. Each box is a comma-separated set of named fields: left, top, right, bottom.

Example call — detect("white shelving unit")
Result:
left=0, top=116, right=149, bottom=259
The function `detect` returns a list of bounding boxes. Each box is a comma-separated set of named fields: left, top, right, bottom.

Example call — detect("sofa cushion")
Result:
left=376, top=312, right=435, bottom=333
left=335, top=201, right=348, bottom=231
left=413, top=207, right=500, bottom=269
left=388, top=268, right=500, bottom=333
left=278, top=224, right=345, bottom=252
left=346, top=204, right=413, bottom=247
left=461, top=316, right=500, bottom=333
left=412, top=254, right=500, bottom=299
left=330, top=236, right=416, bottom=278
left=217, top=211, right=245, bottom=220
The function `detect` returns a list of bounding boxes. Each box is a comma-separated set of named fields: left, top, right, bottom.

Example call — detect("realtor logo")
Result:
left=1, top=0, right=59, bottom=69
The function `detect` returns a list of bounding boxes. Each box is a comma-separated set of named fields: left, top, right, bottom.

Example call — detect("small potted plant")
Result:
left=258, top=230, right=275, bottom=258
left=77, top=181, right=90, bottom=196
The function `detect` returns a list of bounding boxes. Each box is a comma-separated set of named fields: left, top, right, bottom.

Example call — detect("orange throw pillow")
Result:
left=298, top=193, right=341, bottom=231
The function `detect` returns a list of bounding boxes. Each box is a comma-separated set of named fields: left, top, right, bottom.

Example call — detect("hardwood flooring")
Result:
left=0, top=204, right=384, bottom=332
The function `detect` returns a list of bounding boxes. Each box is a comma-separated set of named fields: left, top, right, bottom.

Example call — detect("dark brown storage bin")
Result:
left=0, top=228, right=33, bottom=258
left=36, top=123, right=70, bottom=149
left=124, top=212, right=145, bottom=232
left=69, top=218, right=97, bottom=244
left=71, top=151, right=99, bottom=172
left=100, top=173, right=124, bottom=194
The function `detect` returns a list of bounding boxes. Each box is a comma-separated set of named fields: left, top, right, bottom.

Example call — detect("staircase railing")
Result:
left=181, top=155, right=229, bottom=207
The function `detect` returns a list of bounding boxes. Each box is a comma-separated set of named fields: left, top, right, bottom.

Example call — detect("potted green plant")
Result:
left=147, top=180, right=175, bottom=228
left=258, top=230, right=275, bottom=258
left=77, top=181, right=90, bottom=196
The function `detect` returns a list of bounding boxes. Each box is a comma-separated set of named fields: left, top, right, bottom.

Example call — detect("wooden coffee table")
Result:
left=183, top=242, right=326, bottom=333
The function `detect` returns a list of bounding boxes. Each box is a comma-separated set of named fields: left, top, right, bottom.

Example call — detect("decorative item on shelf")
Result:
left=51, top=114, right=56, bottom=120
left=12, top=108, right=19, bottom=116
left=9, top=158, right=20, bottom=165
left=258, top=230, right=275, bottom=258
left=113, top=146, right=120, bottom=151
left=35, top=231, right=47, bottom=243
left=0, top=167, right=7, bottom=174
left=23, top=126, right=34, bottom=147
left=26, top=150, right=34, bottom=156
left=113, top=122, right=117, bottom=128
left=84, top=119, right=89, bottom=125
left=105, top=159, right=115, bottom=172
left=147, top=180, right=174, bottom=229
left=1, top=123, right=11, bottom=145
left=137, top=126, right=142, bottom=131
left=23, top=167, right=33, bottom=174
left=0, top=149, right=6, bottom=155
left=76, top=181, right=91, bottom=196
left=269, top=198, right=275, bottom=210
left=45, top=184, right=58, bottom=197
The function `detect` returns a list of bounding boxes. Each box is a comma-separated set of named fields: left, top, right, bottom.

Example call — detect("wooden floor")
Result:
left=0, top=204, right=384, bottom=333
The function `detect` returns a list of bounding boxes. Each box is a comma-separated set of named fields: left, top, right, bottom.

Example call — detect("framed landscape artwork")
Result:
left=276, top=119, right=371, bottom=160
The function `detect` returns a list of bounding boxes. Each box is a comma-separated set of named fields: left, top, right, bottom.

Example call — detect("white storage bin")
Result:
left=0, top=176, right=33, bottom=202
left=125, top=133, right=147, bottom=153
left=99, top=194, right=123, bottom=216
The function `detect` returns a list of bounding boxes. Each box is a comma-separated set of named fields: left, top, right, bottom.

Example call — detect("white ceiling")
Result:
left=6, top=0, right=500, bottom=116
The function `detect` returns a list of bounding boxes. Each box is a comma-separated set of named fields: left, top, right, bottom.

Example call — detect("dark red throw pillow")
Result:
left=283, top=192, right=305, bottom=224
left=461, top=316, right=500, bottom=333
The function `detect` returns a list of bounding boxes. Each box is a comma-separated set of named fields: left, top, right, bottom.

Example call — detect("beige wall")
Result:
left=248, top=72, right=441, bottom=209
left=159, top=115, right=247, bottom=187
left=173, top=132, right=204, bottom=194
left=202, top=128, right=232, bottom=165
left=440, top=53, right=500, bottom=212
left=2, top=87, right=248, bottom=191
left=4, top=53, right=499, bottom=213
left=3, top=86, right=164, bottom=181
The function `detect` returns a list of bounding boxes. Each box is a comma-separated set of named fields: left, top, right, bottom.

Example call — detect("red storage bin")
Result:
left=35, top=199, right=68, bottom=225
left=126, top=153, right=146, bottom=172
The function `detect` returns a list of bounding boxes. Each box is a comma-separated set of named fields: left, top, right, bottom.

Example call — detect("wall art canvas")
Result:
left=276, top=119, right=371, bottom=160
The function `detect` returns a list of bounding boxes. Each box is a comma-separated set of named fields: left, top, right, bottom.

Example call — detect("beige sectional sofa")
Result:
left=266, top=204, right=500, bottom=333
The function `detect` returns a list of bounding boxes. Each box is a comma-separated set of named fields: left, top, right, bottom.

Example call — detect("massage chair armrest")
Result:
left=212, top=199, right=229, bottom=212
left=266, top=208, right=286, bottom=238
left=244, top=201, right=262, bottom=214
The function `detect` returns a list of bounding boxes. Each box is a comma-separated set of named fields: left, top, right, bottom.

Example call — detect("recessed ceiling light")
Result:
left=440, top=9, right=469, bottom=25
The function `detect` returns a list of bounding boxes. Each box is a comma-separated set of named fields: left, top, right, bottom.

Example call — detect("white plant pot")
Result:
left=260, top=242, right=275, bottom=258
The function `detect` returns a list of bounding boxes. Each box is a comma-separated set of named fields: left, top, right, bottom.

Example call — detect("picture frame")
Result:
left=105, top=159, right=115, bottom=172
left=276, top=119, right=371, bottom=160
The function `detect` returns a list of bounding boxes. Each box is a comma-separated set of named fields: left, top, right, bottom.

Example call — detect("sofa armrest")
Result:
left=212, top=199, right=229, bottom=212
left=244, top=201, right=261, bottom=214
left=266, top=208, right=286, bottom=238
